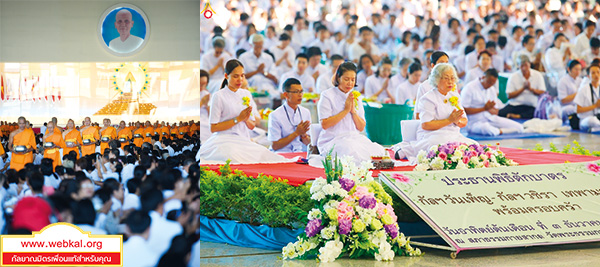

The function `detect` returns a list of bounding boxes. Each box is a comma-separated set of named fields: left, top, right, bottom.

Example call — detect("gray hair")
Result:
left=516, top=54, right=530, bottom=67
left=429, top=63, right=458, bottom=87
left=249, top=33, right=264, bottom=44
left=399, top=57, right=413, bottom=68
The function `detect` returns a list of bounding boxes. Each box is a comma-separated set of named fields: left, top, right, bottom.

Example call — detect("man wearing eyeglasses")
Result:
left=268, top=78, right=312, bottom=152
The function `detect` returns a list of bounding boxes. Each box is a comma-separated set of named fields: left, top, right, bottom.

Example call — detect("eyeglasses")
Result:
left=287, top=90, right=304, bottom=94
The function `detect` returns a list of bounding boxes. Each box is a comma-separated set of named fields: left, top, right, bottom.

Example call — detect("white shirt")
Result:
left=506, top=69, right=546, bottom=107
left=316, top=69, right=334, bottom=93
left=396, top=79, right=421, bottom=105
left=123, top=236, right=160, bottom=267
left=364, top=75, right=393, bottom=102
left=108, top=35, right=144, bottom=53
left=309, top=38, right=335, bottom=55
left=557, top=74, right=582, bottom=105
left=417, top=89, right=467, bottom=139
left=349, top=42, right=380, bottom=62
left=574, top=33, right=591, bottom=56
left=209, top=88, right=257, bottom=138
left=574, top=83, right=600, bottom=119
left=317, top=87, right=365, bottom=149
left=147, top=210, right=183, bottom=256
left=279, top=70, right=316, bottom=93
left=200, top=50, right=233, bottom=93
left=267, top=102, right=312, bottom=152
left=271, top=45, right=296, bottom=76
left=461, top=79, right=502, bottom=122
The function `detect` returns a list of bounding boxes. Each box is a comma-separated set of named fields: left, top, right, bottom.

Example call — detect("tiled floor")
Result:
left=201, top=131, right=600, bottom=266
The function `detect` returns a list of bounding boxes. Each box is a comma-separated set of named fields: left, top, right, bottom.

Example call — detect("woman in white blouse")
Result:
left=356, top=54, right=375, bottom=94
left=317, top=62, right=386, bottom=163
left=392, top=63, right=477, bottom=160
left=395, top=62, right=422, bottom=105
left=198, top=59, right=289, bottom=164
left=464, top=50, right=493, bottom=85
left=364, top=57, right=395, bottom=103
left=557, top=60, right=582, bottom=120
left=545, top=33, right=572, bottom=87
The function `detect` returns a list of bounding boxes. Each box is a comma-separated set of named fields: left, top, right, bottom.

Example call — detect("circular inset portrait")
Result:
left=98, top=4, right=150, bottom=56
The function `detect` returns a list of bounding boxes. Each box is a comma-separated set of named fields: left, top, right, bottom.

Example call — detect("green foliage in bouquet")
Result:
left=199, top=161, right=312, bottom=229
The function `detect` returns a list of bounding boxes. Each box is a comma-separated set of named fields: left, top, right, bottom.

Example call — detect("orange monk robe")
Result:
left=160, top=126, right=170, bottom=140
left=10, top=129, right=36, bottom=171
left=189, top=123, right=199, bottom=136
left=132, top=128, right=145, bottom=147
left=117, top=128, right=132, bottom=150
left=63, top=129, right=82, bottom=158
left=143, top=127, right=154, bottom=143
left=43, top=132, right=66, bottom=171
left=100, top=127, right=117, bottom=153
left=81, top=126, right=100, bottom=157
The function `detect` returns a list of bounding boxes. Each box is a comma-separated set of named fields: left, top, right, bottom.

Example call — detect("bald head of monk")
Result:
left=47, top=121, right=55, bottom=133
left=18, top=117, right=26, bottom=130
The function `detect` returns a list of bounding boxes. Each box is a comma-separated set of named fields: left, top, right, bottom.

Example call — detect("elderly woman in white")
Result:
left=317, top=62, right=386, bottom=163
left=364, top=57, right=395, bottom=103
left=557, top=60, right=583, bottom=121
left=544, top=33, right=572, bottom=88
left=393, top=63, right=477, bottom=160
left=199, top=59, right=289, bottom=164
left=199, top=37, right=232, bottom=93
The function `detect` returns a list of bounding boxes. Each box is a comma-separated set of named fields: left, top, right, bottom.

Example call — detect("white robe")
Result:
left=317, top=87, right=386, bottom=163
left=557, top=74, right=581, bottom=117
left=200, top=50, right=233, bottom=93
left=364, top=75, right=393, bottom=102
left=393, top=88, right=477, bottom=160
left=461, top=80, right=524, bottom=136
left=199, top=88, right=290, bottom=164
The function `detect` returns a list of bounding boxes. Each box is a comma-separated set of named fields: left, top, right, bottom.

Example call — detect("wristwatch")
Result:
left=233, top=117, right=238, bottom=124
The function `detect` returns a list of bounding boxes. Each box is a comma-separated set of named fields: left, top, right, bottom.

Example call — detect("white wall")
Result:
left=0, top=0, right=200, bottom=62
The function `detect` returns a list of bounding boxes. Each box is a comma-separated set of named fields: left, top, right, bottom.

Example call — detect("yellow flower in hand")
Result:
left=242, top=96, right=250, bottom=107
left=351, top=91, right=361, bottom=110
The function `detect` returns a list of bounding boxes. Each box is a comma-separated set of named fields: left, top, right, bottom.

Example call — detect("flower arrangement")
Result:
left=242, top=96, right=250, bottom=107
left=303, top=92, right=320, bottom=103
left=282, top=155, right=422, bottom=262
left=259, top=108, right=273, bottom=120
left=415, top=142, right=518, bottom=171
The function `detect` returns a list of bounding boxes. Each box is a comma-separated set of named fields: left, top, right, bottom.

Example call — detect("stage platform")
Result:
left=201, top=148, right=600, bottom=186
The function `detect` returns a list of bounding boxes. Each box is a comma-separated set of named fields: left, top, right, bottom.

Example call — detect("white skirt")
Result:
left=392, top=129, right=477, bottom=162
left=199, top=134, right=293, bottom=164
left=319, top=132, right=387, bottom=164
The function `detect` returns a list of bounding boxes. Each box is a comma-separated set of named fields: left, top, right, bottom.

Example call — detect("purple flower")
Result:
left=339, top=178, right=355, bottom=192
left=359, top=195, right=377, bottom=209
left=338, top=219, right=352, bottom=235
left=305, top=219, right=323, bottom=237
left=384, top=224, right=399, bottom=239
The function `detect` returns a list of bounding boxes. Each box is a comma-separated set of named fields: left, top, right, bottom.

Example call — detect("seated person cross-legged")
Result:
left=499, top=55, right=546, bottom=119
left=198, top=59, right=290, bottom=164
left=317, top=62, right=386, bottom=163
left=268, top=78, right=312, bottom=152
left=574, top=64, right=600, bottom=132
left=393, top=63, right=477, bottom=160
left=461, top=68, right=524, bottom=136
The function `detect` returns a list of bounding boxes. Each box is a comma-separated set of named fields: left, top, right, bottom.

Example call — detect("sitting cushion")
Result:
left=401, top=120, right=420, bottom=142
